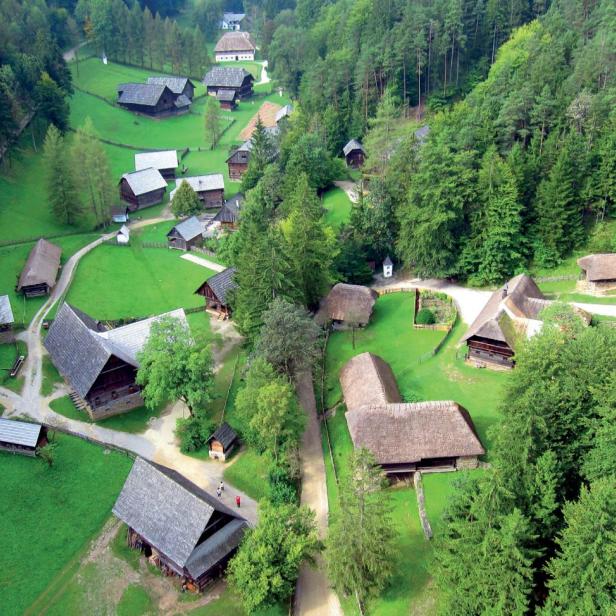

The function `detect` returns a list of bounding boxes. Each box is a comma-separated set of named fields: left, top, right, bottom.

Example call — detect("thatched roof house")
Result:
left=214, top=32, right=256, bottom=61
left=340, top=352, right=484, bottom=474
left=316, top=283, right=378, bottom=328
left=17, top=239, right=61, bottom=298
left=113, top=458, right=247, bottom=589
left=577, top=254, right=616, bottom=294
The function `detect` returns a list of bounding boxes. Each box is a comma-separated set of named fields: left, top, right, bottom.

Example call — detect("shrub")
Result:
left=416, top=307, right=436, bottom=325
left=176, top=415, right=214, bottom=453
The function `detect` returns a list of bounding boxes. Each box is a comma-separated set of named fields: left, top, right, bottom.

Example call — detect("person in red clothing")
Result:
left=235, top=495, right=241, bottom=508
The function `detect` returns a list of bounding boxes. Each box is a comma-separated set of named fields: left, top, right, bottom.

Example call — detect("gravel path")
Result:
left=333, top=180, right=359, bottom=204
left=294, top=371, right=343, bottom=616
left=180, top=253, right=226, bottom=272
left=257, top=60, right=270, bottom=85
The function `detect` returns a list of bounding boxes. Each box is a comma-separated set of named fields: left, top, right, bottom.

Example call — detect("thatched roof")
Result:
left=340, top=352, right=401, bottom=412
left=317, top=283, right=377, bottom=325
left=18, top=239, right=61, bottom=291
left=215, top=32, right=256, bottom=53
left=577, top=254, right=616, bottom=282
left=113, top=458, right=247, bottom=577
left=346, top=401, right=485, bottom=465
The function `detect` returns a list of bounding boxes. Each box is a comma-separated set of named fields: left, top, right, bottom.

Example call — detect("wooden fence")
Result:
left=534, top=274, right=578, bottom=282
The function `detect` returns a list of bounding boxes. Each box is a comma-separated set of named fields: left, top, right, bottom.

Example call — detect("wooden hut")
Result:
left=44, top=303, right=188, bottom=420
left=207, top=423, right=238, bottom=461
left=170, top=175, right=225, bottom=208
left=17, top=239, right=62, bottom=298
left=111, top=205, right=130, bottom=223
left=214, top=32, right=256, bottom=62
left=166, top=217, right=204, bottom=251
left=343, top=139, right=365, bottom=168
left=577, top=254, right=616, bottom=295
left=204, top=67, right=254, bottom=99
left=119, top=168, right=167, bottom=210
left=146, top=77, right=195, bottom=102
left=117, top=83, right=190, bottom=117
left=0, top=295, right=14, bottom=331
left=212, top=195, right=242, bottom=230
left=0, top=418, right=47, bottom=457
left=194, top=268, right=237, bottom=316
left=134, top=150, right=179, bottom=179
left=217, top=89, right=238, bottom=110
left=340, top=352, right=485, bottom=475
left=226, top=141, right=251, bottom=180
left=316, top=283, right=378, bottom=329
left=113, top=458, right=248, bottom=590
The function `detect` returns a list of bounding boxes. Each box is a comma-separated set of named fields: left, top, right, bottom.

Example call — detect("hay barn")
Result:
left=316, top=283, right=378, bottom=328
left=17, top=239, right=61, bottom=298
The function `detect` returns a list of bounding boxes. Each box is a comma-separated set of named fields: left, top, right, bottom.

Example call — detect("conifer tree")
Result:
left=241, top=118, right=274, bottom=192
left=171, top=181, right=201, bottom=217
left=42, top=124, right=82, bottom=226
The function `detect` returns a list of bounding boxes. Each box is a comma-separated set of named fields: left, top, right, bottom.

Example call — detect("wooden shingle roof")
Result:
left=196, top=267, right=237, bottom=305
left=343, top=139, right=364, bottom=156
left=0, top=295, right=14, bottom=326
left=118, top=83, right=169, bottom=106
left=0, top=418, right=43, bottom=448
left=207, top=422, right=238, bottom=449
left=121, top=168, right=167, bottom=196
left=17, top=239, right=61, bottom=291
left=204, top=67, right=253, bottom=88
left=146, top=76, right=194, bottom=95
left=168, top=216, right=203, bottom=242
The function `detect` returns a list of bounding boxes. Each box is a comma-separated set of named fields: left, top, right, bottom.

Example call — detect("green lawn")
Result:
left=41, top=354, right=63, bottom=396
left=0, top=433, right=132, bottom=615
left=322, top=291, right=508, bottom=615
left=322, top=187, right=353, bottom=229
left=0, top=342, right=19, bottom=386
left=223, top=448, right=271, bottom=501
left=59, top=243, right=215, bottom=321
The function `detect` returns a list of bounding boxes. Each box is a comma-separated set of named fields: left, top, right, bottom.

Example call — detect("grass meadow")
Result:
left=322, top=187, right=353, bottom=229
left=322, top=291, right=508, bottom=615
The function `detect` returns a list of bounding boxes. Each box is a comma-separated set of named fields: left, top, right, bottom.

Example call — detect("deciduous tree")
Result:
left=204, top=95, right=222, bottom=149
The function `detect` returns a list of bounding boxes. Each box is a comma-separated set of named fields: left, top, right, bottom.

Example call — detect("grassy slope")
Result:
left=323, top=292, right=507, bottom=615
left=0, top=434, right=132, bottom=614
left=322, top=187, right=353, bottom=229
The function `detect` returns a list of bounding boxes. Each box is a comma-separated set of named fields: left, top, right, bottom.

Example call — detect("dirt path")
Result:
left=257, top=60, right=270, bottom=85
left=333, top=180, right=359, bottom=204
left=294, top=371, right=343, bottom=616
left=63, top=41, right=88, bottom=63
left=180, top=253, right=226, bottom=272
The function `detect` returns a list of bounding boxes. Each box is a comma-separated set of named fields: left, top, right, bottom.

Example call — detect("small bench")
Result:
left=9, top=355, right=25, bottom=378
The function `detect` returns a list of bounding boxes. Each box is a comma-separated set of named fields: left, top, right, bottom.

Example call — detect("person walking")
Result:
left=235, top=495, right=241, bottom=508
left=216, top=486, right=222, bottom=498
left=219, top=480, right=224, bottom=493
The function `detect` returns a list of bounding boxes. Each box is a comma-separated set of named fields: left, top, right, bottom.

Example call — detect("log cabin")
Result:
left=214, top=32, right=256, bottom=62
left=217, top=89, right=238, bottom=110
left=207, top=422, right=238, bottom=461
left=17, top=239, right=61, bottom=298
left=340, top=352, right=485, bottom=476
left=166, top=216, right=204, bottom=251
left=0, top=295, right=14, bottom=331
left=226, top=141, right=251, bottom=180
left=0, top=418, right=48, bottom=457
left=134, top=150, right=179, bottom=180
left=146, top=77, right=195, bottom=102
left=113, top=458, right=248, bottom=591
left=119, top=168, right=167, bottom=210
left=44, top=303, right=188, bottom=420
left=577, top=254, right=616, bottom=295
left=117, top=83, right=190, bottom=117
left=203, top=67, right=254, bottom=99
left=212, top=194, right=242, bottom=230
left=316, top=283, right=378, bottom=329
left=343, top=139, right=365, bottom=168
left=194, top=268, right=237, bottom=316
left=170, top=175, right=225, bottom=208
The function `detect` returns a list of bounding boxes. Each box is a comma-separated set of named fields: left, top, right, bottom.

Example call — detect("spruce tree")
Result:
left=42, top=124, right=82, bottom=226
left=171, top=181, right=201, bottom=217
left=241, top=118, right=274, bottom=192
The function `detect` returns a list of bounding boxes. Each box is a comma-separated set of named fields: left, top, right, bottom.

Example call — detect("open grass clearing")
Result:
left=0, top=433, right=132, bottom=615
left=322, top=186, right=353, bottom=229
left=42, top=354, right=63, bottom=396
left=223, top=447, right=271, bottom=502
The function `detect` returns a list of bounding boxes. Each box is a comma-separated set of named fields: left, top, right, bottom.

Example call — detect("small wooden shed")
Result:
left=119, top=168, right=167, bottom=210
left=207, top=423, right=238, bottom=461
left=217, top=89, right=238, bottom=110
left=134, top=150, right=179, bottom=180
left=226, top=142, right=251, bottom=180
left=577, top=254, right=616, bottom=295
left=316, top=283, right=378, bottom=329
left=17, top=239, right=62, bottom=298
left=0, top=418, right=48, bottom=457
left=343, top=139, right=365, bottom=168
left=194, top=267, right=237, bottom=316
left=166, top=216, right=204, bottom=251
left=212, top=195, right=242, bottom=230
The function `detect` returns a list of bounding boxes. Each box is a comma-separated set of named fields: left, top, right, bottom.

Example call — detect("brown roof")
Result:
left=340, top=352, right=401, bottom=412
left=577, top=254, right=616, bottom=282
left=346, top=401, right=485, bottom=465
left=238, top=102, right=282, bottom=141
left=214, top=32, right=256, bottom=53
left=461, top=274, right=547, bottom=344
left=317, top=283, right=378, bottom=325
left=17, top=239, right=61, bottom=291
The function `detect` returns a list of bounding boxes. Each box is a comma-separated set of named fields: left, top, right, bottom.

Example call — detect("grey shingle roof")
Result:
left=170, top=175, right=225, bottom=200
left=168, top=216, right=203, bottom=242
left=216, top=89, right=237, bottom=102
left=199, top=267, right=237, bottom=305
left=174, top=94, right=191, bottom=108
left=0, top=295, right=14, bottom=325
left=208, top=422, right=238, bottom=449
left=17, top=239, right=62, bottom=291
left=122, top=168, right=167, bottom=196
left=0, top=418, right=43, bottom=447
left=223, top=12, right=245, bottom=22
left=275, top=104, right=293, bottom=123
left=204, top=67, right=253, bottom=88
left=343, top=139, right=364, bottom=156
left=212, top=200, right=241, bottom=224
left=113, top=458, right=245, bottom=573
left=118, top=83, right=169, bottom=106
left=383, top=256, right=393, bottom=266
left=215, top=32, right=256, bottom=53
left=146, top=76, right=193, bottom=95
left=134, top=150, right=178, bottom=172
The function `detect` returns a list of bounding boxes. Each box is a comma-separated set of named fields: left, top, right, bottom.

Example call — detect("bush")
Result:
left=416, top=307, right=436, bottom=325
left=176, top=415, right=214, bottom=453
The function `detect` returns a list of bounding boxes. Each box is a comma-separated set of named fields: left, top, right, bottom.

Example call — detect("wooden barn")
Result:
left=119, top=168, right=167, bottom=210
left=44, top=303, right=188, bottom=420
left=113, top=458, right=248, bottom=591
left=0, top=295, right=14, bottom=331
left=577, top=254, right=616, bottom=295
left=167, top=216, right=204, bottom=251
left=212, top=195, right=242, bottom=230
left=343, top=139, right=365, bottom=168
left=316, top=283, right=378, bottom=329
left=226, top=141, right=251, bottom=180
left=117, top=83, right=190, bottom=117
left=146, top=76, right=195, bottom=102
left=204, top=67, right=254, bottom=99
left=217, top=89, right=238, bottom=110
left=134, top=150, right=179, bottom=179
left=17, top=238, right=62, bottom=298
left=214, top=31, right=256, bottom=62
left=170, top=175, right=225, bottom=208
left=0, top=418, right=48, bottom=457
left=207, top=422, right=238, bottom=461
left=340, top=352, right=485, bottom=475
left=195, top=267, right=237, bottom=316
